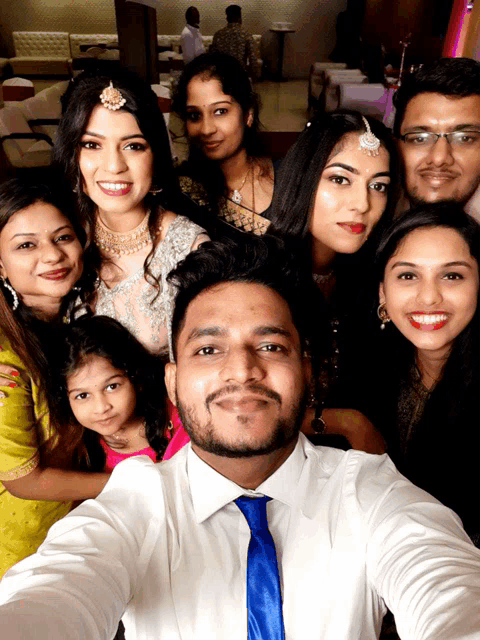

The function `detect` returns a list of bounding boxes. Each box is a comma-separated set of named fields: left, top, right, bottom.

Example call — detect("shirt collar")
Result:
left=187, top=437, right=306, bottom=524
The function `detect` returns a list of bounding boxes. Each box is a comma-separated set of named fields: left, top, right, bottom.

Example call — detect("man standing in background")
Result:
left=181, top=6, right=205, bottom=65
left=211, top=5, right=257, bottom=77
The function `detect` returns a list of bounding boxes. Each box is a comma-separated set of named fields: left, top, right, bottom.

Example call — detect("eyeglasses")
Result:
left=399, top=131, right=480, bottom=148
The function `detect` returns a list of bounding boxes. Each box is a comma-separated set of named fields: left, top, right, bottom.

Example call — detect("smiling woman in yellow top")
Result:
left=0, top=177, right=110, bottom=577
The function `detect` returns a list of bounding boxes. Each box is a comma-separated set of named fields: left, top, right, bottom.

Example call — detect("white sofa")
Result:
left=9, top=32, right=71, bottom=76
left=3, top=31, right=263, bottom=78
left=0, top=81, right=68, bottom=168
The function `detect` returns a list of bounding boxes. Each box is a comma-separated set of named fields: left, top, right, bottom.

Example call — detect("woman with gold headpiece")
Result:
left=268, top=111, right=399, bottom=453
left=53, top=69, right=208, bottom=356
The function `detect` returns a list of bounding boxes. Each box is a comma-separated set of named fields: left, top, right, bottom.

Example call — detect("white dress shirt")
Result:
left=180, top=25, right=205, bottom=64
left=1, top=435, right=480, bottom=639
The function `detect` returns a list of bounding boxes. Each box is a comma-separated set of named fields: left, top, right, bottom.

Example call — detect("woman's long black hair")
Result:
left=55, top=315, right=169, bottom=471
left=358, top=202, right=480, bottom=542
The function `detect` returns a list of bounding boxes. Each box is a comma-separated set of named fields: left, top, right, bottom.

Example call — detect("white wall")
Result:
left=0, top=0, right=347, bottom=77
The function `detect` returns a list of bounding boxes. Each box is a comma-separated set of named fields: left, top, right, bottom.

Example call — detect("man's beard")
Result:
left=176, top=383, right=308, bottom=459
left=407, top=178, right=480, bottom=208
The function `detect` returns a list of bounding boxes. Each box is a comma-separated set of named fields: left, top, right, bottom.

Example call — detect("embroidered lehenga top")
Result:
left=95, top=215, right=206, bottom=354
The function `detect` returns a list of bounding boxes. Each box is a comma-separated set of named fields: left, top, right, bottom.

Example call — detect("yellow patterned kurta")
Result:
left=0, top=335, right=71, bottom=578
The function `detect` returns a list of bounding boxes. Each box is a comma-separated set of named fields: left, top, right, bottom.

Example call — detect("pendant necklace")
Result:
left=106, top=421, right=147, bottom=449
left=230, top=163, right=251, bottom=205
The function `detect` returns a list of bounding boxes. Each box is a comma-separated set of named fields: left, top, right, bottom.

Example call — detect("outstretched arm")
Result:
left=366, top=471, right=480, bottom=639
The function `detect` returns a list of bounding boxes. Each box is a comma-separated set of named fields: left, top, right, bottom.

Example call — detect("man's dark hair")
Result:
left=168, top=236, right=329, bottom=364
left=393, top=57, right=480, bottom=137
left=185, top=6, right=198, bottom=23
left=226, top=4, right=242, bottom=22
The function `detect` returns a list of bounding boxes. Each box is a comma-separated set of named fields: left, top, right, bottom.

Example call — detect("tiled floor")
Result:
left=256, top=79, right=308, bottom=132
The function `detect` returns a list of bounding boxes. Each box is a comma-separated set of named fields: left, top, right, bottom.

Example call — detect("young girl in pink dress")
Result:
left=57, top=315, right=185, bottom=472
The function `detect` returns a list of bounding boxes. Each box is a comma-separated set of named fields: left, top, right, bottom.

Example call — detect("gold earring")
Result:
left=377, top=303, right=391, bottom=330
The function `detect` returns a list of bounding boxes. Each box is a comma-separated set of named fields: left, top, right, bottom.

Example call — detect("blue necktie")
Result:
left=235, top=496, right=285, bottom=640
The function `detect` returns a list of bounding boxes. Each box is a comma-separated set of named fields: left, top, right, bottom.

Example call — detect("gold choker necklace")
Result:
left=95, top=212, right=153, bottom=257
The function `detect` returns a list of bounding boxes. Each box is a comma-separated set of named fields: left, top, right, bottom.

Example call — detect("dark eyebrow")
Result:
left=10, top=225, right=72, bottom=241
left=390, top=260, right=474, bottom=269
left=402, top=124, right=480, bottom=133
left=324, top=163, right=389, bottom=180
left=186, top=326, right=228, bottom=343
left=325, top=162, right=359, bottom=175
left=185, top=324, right=293, bottom=344
left=452, top=124, right=480, bottom=131
left=254, top=325, right=292, bottom=338
left=68, top=373, right=124, bottom=394
left=186, top=100, right=232, bottom=109
left=82, top=131, right=147, bottom=141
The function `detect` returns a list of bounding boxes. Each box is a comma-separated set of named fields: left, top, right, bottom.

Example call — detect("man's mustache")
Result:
left=206, top=383, right=282, bottom=408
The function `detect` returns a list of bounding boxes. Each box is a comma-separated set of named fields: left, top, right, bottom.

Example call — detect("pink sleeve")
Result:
left=163, top=400, right=190, bottom=461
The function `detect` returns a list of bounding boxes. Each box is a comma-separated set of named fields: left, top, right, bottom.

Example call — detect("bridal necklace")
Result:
left=95, top=209, right=162, bottom=257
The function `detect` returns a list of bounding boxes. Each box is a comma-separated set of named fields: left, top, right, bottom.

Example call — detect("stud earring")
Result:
left=377, top=302, right=391, bottom=330
left=0, top=277, right=19, bottom=310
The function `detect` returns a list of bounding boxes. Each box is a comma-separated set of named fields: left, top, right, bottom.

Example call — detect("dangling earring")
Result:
left=0, top=277, right=19, bottom=311
left=377, top=302, right=391, bottom=330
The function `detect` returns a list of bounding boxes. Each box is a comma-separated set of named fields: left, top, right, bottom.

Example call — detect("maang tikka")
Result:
left=100, top=81, right=126, bottom=111
left=359, top=116, right=380, bottom=157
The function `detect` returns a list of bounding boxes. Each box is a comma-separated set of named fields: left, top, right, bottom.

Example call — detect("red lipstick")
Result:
left=40, top=268, right=70, bottom=281
left=338, top=223, right=366, bottom=234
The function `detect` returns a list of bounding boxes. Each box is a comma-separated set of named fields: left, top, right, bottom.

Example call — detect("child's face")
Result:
left=67, top=355, right=137, bottom=436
